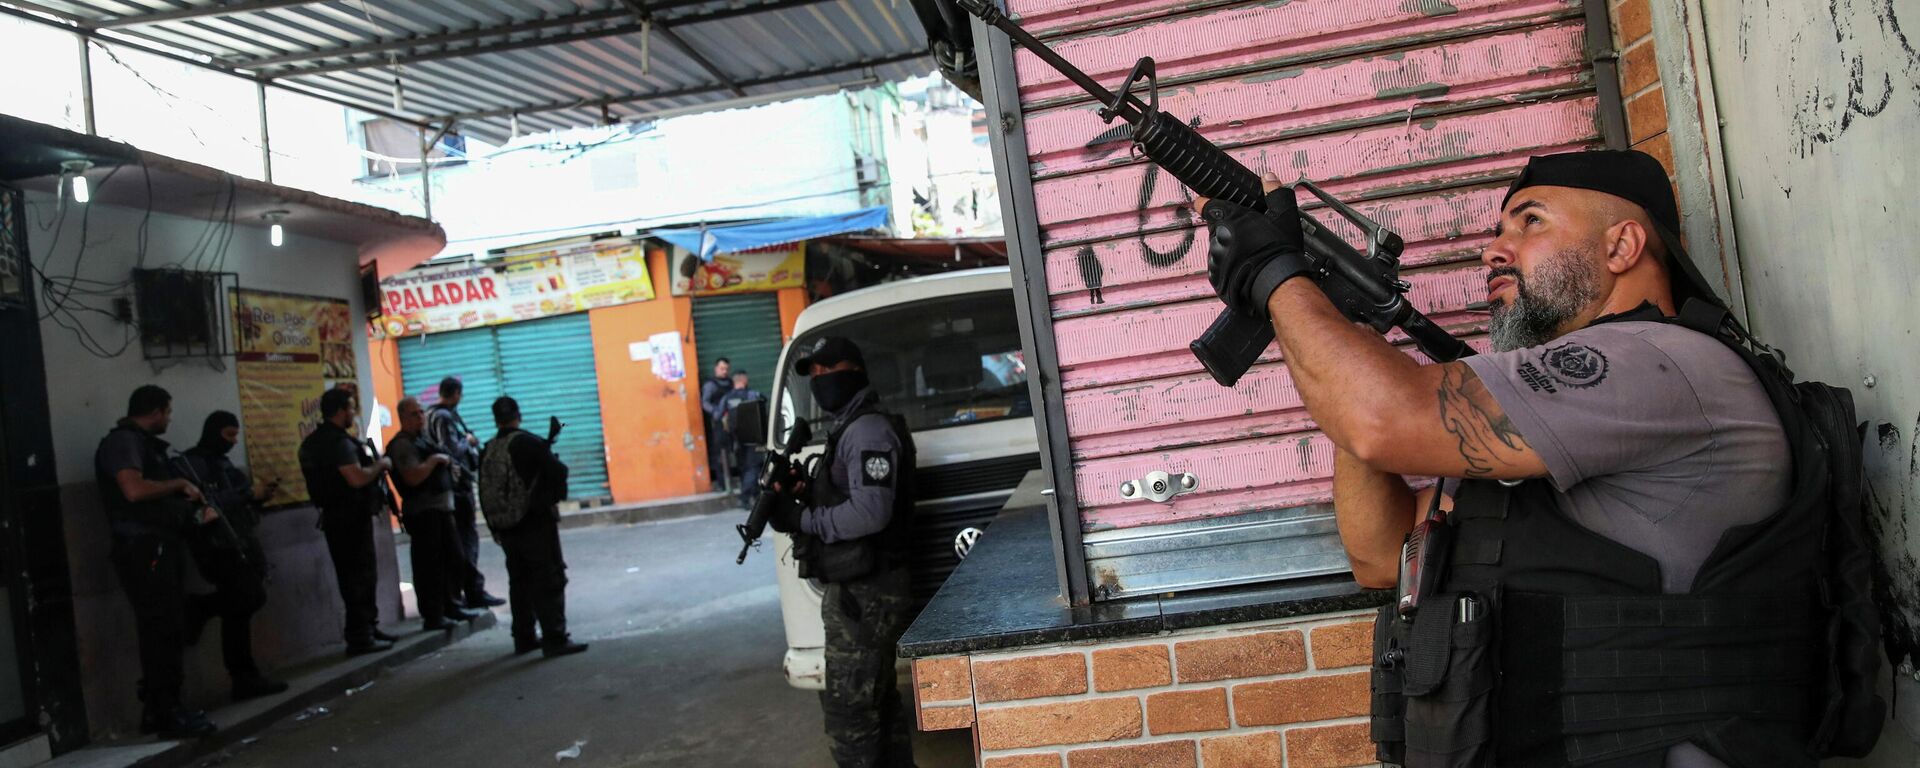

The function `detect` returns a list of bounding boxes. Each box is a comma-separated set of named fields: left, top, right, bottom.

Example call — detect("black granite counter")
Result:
left=898, top=472, right=1391, bottom=658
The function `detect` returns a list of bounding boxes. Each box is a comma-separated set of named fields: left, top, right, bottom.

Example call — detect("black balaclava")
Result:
left=810, top=369, right=870, bottom=415
left=194, top=410, right=240, bottom=456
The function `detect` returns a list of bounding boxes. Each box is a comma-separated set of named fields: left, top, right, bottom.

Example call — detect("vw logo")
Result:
left=953, top=527, right=984, bottom=560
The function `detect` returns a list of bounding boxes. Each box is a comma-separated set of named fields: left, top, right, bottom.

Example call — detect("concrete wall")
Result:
left=1617, top=0, right=1920, bottom=760
left=1688, top=0, right=1920, bottom=761
left=25, top=188, right=401, bottom=738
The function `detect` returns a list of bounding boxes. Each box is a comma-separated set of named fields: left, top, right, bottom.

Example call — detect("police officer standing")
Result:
left=479, top=397, right=587, bottom=658
left=1195, top=151, right=1876, bottom=766
left=387, top=397, right=481, bottom=631
left=426, top=378, right=505, bottom=609
left=95, top=385, right=220, bottom=738
left=298, top=387, right=397, bottom=655
left=767, top=337, right=916, bottom=768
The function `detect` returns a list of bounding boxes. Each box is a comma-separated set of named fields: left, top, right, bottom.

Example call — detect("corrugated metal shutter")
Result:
left=692, top=293, right=785, bottom=387
left=398, top=327, right=503, bottom=422
left=496, top=314, right=610, bottom=502
left=1000, top=0, right=1608, bottom=598
left=398, top=314, right=610, bottom=502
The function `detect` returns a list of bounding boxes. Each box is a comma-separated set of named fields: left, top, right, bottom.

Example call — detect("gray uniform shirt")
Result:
left=801, top=390, right=905, bottom=544
left=386, top=431, right=453, bottom=513
left=1463, top=319, right=1791, bottom=768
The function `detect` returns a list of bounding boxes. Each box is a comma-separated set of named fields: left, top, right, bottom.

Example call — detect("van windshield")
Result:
left=776, top=290, right=1030, bottom=444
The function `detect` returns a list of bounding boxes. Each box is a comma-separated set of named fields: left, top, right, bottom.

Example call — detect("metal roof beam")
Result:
left=0, top=3, right=433, bottom=130
left=652, top=26, right=747, bottom=98
left=252, top=0, right=836, bottom=77
left=422, top=49, right=928, bottom=123
left=96, top=0, right=324, bottom=29
left=613, top=0, right=745, bottom=97
left=234, top=7, right=633, bottom=69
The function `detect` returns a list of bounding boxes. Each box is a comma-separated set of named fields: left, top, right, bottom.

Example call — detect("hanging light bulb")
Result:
left=61, top=159, right=94, bottom=204
left=263, top=210, right=289, bottom=248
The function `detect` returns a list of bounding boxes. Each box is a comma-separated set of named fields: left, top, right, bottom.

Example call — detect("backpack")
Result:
left=479, top=432, right=536, bottom=531
left=1677, top=302, right=1884, bottom=758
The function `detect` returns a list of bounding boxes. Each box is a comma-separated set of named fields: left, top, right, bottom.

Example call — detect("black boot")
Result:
left=143, top=706, right=217, bottom=739
left=542, top=639, right=589, bottom=658
left=467, top=592, right=506, bottom=608
left=344, top=638, right=394, bottom=656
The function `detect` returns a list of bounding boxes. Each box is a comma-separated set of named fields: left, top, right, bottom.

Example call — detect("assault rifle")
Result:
left=734, top=419, right=814, bottom=564
left=953, top=0, right=1474, bottom=381
left=169, top=451, right=252, bottom=565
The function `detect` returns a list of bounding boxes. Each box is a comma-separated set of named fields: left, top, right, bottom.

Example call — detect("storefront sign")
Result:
left=668, top=244, right=805, bottom=296
left=377, top=241, right=655, bottom=337
left=232, top=290, right=357, bottom=506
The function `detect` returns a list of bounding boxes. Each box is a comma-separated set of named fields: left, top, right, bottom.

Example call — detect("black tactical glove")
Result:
left=1201, top=186, right=1312, bottom=318
left=768, top=498, right=804, bottom=534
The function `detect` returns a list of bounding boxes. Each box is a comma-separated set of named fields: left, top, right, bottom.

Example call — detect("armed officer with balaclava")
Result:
left=766, top=337, right=917, bottom=768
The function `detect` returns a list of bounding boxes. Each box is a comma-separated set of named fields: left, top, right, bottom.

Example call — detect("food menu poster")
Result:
left=668, top=244, right=805, bottom=297
left=232, top=289, right=357, bottom=507
left=375, top=241, right=655, bottom=338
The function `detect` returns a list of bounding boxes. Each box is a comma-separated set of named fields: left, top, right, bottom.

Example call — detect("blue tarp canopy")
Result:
left=650, top=207, right=891, bottom=260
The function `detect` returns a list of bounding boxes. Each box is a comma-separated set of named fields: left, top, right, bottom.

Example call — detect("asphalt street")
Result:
left=196, top=511, right=971, bottom=767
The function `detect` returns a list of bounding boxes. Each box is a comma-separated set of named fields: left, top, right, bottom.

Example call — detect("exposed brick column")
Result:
left=910, top=610, right=1382, bottom=767
left=1612, top=0, right=1678, bottom=182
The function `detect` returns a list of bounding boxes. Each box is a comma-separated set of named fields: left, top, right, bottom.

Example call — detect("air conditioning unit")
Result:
left=854, top=155, right=884, bottom=187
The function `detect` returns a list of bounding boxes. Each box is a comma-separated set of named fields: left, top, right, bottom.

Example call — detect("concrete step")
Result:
left=39, top=612, right=498, bottom=768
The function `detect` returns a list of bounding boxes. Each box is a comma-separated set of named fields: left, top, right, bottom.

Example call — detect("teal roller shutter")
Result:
left=691, top=293, right=784, bottom=389
left=398, top=326, right=503, bottom=422
left=496, top=313, right=609, bottom=502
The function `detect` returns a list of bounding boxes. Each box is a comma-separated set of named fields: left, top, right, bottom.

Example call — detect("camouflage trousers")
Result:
left=820, top=565, right=914, bottom=768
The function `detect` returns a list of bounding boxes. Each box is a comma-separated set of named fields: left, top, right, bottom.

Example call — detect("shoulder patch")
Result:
left=1540, top=342, right=1609, bottom=389
left=860, top=450, right=895, bottom=487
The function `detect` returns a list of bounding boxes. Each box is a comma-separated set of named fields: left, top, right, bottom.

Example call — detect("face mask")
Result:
left=810, top=369, right=869, bottom=414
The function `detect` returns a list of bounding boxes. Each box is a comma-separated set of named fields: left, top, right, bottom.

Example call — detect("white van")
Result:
left=764, top=266, right=1040, bottom=689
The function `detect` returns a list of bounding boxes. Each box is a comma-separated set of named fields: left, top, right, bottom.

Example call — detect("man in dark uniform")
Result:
left=95, top=385, right=219, bottom=738
left=387, top=397, right=481, bottom=631
left=717, top=370, right=766, bottom=508
left=174, top=410, right=289, bottom=702
left=767, top=337, right=916, bottom=768
left=426, top=377, right=504, bottom=609
left=701, top=358, right=734, bottom=490
left=298, top=387, right=396, bottom=656
left=479, top=396, right=587, bottom=658
left=1195, top=151, right=1851, bottom=766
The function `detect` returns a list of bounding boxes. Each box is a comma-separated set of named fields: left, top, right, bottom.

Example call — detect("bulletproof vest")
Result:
left=298, top=422, right=367, bottom=513
left=97, top=422, right=192, bottom=536
left=1371, top=302, right=1883, bottom=767
left=389, top=431, right=454, bottom=497
left=799, top=403, right=916, bottom=580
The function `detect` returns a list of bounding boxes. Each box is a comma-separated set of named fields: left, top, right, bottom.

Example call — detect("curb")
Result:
left=68, top=612, right=500, bottom=768
left=556, top=493, right=740, bottom=530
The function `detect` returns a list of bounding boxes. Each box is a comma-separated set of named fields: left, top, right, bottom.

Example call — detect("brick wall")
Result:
left=911, top=611, right=1380, bottom=768
left=1612, top=0, right=1677, bottom=179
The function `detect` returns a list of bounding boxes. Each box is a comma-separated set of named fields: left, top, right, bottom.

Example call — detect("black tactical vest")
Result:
left=1370, top=302, right=1883, bottom=767
left=797, top=404, right=917, bottom=582
left=299, top=421, right=371, bottom=514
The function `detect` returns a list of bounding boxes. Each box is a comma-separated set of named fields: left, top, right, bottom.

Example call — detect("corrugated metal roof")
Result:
left=9, top=0, right=933, bottom=143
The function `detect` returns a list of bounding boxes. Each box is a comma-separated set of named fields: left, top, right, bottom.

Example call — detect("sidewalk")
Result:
left=555, top=490, right=740, bottom=530
left=41, top=613, right=497, bottom=768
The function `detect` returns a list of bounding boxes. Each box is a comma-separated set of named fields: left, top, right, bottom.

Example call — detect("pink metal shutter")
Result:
left=999, top=0, right=1615, bottom=598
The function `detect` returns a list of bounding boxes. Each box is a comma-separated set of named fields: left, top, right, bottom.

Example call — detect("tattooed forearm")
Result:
left=1436, top=363, right=1529, bottom=478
